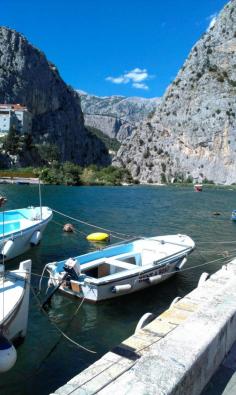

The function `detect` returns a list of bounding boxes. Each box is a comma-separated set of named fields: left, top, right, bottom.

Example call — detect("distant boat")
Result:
left=0, top=206, right=52, bottom=261
left=0, top=259, right=31, bottom=372
left=46, top=234, right=195, bottom=302
left=231, top=210, right=236, bottom=221
left=194, top=184, right=203, bottom=192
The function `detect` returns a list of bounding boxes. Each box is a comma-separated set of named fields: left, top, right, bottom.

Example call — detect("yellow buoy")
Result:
left=86, top=232, right=110, bottom=242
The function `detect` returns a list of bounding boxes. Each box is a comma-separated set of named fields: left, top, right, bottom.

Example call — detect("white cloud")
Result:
left=125, top=68, right=148, bottom=82
left=132, top=82, right=149, bottom=90
left=106, top=76, right=129, bottom=84
left=106, top=67, right=153, bottom=90
left=207, top=13, right=217, bottom=31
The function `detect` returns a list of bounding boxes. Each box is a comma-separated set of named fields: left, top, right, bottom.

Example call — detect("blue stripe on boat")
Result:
left=55, top=242, right=134, bottom=273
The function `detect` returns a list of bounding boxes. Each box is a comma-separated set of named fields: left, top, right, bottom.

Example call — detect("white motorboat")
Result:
left=46, top=234, right=195, bottom=303
left=0, top=259, right=31, bottom=372
left=0, top=206, right=52, bottom=261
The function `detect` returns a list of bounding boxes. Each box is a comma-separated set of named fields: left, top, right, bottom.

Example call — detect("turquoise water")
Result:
left=0, top=184, right=236, bottom=395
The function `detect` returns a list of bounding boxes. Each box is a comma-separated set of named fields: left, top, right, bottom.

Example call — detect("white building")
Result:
left=0, top=104, right=32, bottom=136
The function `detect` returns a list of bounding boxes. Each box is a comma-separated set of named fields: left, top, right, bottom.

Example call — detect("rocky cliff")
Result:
left=78, top=91, right=160, bottom=141
left=114, top=0, right=236, bottom=184
left=0, top=27, right=109, bottom=166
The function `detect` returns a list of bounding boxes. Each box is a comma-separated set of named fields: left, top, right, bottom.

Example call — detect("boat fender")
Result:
left=112, top=284, right=132, bottom=294
left=148, top=274, right=162, bottom=284
left=1, top=239, right=14, bottom=258
left=135, top=312, right=155, bottom=333
left=0, top=335, right=17, bottom=372
left=176, top=257, right=187, bottom=271
left=198, top=272, right=210, bottom=287
left=30, top=230, right=41, bottom=246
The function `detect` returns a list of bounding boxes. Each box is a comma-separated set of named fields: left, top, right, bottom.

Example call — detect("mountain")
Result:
left=78, top=91, right=160, bottom=141
left=114, top=0, right=236, bottom=185
left=0, top=27, right=109, bottom=166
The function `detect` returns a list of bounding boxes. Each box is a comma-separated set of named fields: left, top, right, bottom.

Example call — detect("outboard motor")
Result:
left=63, top=258, right=81, bottom=281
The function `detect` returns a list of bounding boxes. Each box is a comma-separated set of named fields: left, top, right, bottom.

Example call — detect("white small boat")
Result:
left=0, top=259, right=31, bottom=372
left=46, top=234, right=195, bottom=302
left=0, top=206, right=52, bottom=261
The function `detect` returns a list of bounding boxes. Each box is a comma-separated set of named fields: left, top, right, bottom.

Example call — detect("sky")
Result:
left=2, top=0, right=228, bottom=98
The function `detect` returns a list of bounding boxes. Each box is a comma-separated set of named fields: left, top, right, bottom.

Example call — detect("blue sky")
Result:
left=3, top=0, right=227, bottom=98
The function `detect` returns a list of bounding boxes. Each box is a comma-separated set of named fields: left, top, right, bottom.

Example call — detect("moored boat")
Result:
left=46, top=234, right=195, bottom=302
left=0, top=206, right=53, bottom=261
left=231, top=210, right=236, bottom=220
left=194, top=184, right=203, bottom=192
left=0, top=259, right=31, bottom=372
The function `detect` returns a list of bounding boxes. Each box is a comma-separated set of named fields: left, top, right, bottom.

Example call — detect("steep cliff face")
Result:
left=114, top=0, right=236, bottom=184
left=0, top=27, right=109, bottom=166
left=78, top=91, right=160, bottom=141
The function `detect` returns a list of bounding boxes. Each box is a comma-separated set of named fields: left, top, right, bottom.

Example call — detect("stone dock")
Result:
left=52, top=259, right=236, bottom=395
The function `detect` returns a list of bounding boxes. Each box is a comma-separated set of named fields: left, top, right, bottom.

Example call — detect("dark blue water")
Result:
left=1, top=184, right=236, bottom=395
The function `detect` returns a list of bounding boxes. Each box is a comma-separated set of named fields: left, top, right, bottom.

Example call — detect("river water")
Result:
left=1, top=184, right=236, bottom=395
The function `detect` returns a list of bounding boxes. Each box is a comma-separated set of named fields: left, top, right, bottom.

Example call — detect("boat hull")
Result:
left=0, top=208, right=52, bottom=261
left=47, top=234, right=194, bottom=303
left=0, top=260, right=31, bottom=342
left=59, top=256, right=185, bottom=302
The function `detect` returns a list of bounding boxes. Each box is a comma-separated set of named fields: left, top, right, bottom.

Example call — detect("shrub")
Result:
left=161, top=173, right=167, bottom=183
left=217, top=75, right=224, bottom=82
left=186, top=175, right=193, bottom=183
left=161, top=162, right=166, bottom=172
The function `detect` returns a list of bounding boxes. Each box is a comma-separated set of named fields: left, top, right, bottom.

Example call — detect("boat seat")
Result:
left=107, top=252, right=141, bottom=266
left=105, top=258, right=135, bottom=270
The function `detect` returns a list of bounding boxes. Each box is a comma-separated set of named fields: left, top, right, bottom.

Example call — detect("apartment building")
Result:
left=0, top=104, right=32, bottom=135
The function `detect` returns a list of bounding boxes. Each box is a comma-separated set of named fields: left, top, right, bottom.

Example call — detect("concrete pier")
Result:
left=52, top=259, right=236, bottom=395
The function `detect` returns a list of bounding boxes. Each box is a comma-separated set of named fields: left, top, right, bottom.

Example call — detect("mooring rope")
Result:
left=14, top=247, right=236, bottom=296
left=52, top=208, right=134, bottom=240
left=30, top=283, right=96, bottom=354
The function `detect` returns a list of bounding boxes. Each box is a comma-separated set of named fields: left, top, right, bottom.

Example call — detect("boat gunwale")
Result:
left=0, top=210, right=53, bottom=240
left=54, top=235, right=195, bottom=273
left=79, top=248, right=192, bottom=286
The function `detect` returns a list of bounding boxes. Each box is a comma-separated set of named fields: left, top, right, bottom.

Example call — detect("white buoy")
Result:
left=1, top=240, right=14, bottom=258
left=30, top=230, right=41, bottom=246
left=0, top=335, right=17, bottom=372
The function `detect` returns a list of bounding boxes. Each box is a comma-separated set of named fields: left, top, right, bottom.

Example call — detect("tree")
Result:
left=36, top=143, right=60, bottom=163
left=2, top=127, right=20, bottom=154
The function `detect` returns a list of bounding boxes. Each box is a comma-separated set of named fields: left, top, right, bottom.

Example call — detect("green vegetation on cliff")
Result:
left=86, top=126, right=121, bottom=152
left=36, top=163, right=133, bottom=185
left=0, top=127, right=128, bottom=185
left=0, top=163, right=133, bottom=186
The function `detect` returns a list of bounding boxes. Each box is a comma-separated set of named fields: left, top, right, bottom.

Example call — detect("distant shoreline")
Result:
left=0, top=176, right=234, bottom=188
left=0, top=176, right=40, bottom=185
